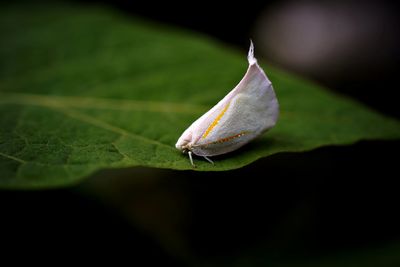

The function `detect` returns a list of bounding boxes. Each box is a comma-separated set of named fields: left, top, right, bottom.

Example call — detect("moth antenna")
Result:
left=247, top=39, right=257, bottom=65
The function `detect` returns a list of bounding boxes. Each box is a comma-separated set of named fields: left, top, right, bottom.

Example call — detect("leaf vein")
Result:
left=0, top=152, right=26, bottom=164
left=51, top=106, right=174, bottom=150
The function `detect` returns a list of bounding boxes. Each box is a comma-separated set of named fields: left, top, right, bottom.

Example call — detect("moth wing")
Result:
left=192, top=60, right=279, bottom=156
left=175, top=90, right=233, bottom=149
left=176, top=40, right=279, bottom=156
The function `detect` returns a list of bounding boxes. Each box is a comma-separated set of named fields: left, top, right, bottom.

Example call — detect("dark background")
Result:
left=1, top=0, right=400, bottom=265
left=88, top=0, right=400, bottom=119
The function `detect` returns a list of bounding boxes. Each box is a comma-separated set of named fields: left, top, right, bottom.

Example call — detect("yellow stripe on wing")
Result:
left=202, top=102, right=231, bottom=139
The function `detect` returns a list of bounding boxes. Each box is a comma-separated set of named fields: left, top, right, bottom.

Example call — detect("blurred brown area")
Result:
left=253, top=0, right=400, bottom=118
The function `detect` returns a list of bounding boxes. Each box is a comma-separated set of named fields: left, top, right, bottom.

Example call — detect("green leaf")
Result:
left=1, top=3, right=400, bottom=188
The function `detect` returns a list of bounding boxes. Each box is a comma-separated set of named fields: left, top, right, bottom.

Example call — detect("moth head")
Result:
left=175, top=131, right=193, bottom=152
left=175, top=142, right=192, bottom=153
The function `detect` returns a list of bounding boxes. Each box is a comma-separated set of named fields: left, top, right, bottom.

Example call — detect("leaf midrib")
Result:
left=0, top=92, right=208, bottom=113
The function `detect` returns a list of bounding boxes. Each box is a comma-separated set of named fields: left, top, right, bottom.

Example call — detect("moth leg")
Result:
left=188, top=151, right=196, bottom=168
left=203, top=156, right=214, bottom=165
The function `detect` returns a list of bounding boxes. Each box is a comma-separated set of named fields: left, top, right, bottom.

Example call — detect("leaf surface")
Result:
left=1, top=3, right=399, bottom=188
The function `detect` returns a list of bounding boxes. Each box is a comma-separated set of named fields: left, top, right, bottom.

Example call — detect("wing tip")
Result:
left=247, top=39, right=257, bottom=65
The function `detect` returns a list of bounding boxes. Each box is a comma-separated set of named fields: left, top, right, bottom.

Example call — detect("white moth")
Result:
left=175, top=41, right=279, bottom=167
